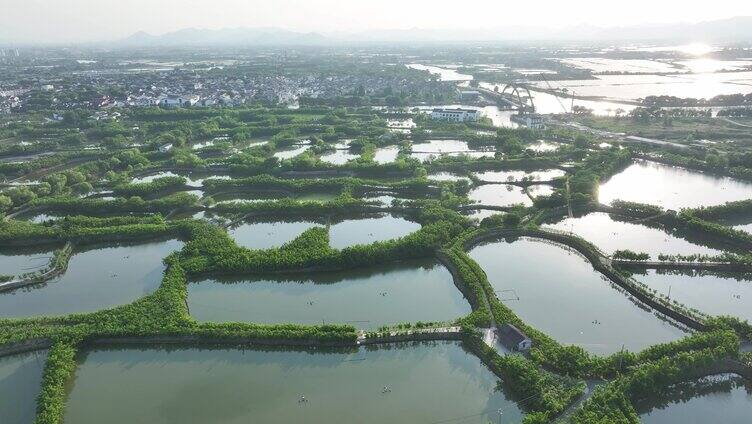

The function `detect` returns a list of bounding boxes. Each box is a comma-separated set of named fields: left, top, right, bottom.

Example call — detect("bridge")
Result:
left=612, top=259, right=752, bottom=272
left=474, top=84, right=536, bottom=112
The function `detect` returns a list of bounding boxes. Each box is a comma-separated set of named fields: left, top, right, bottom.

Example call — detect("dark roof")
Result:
left=498, top=323, right=530, bottom=348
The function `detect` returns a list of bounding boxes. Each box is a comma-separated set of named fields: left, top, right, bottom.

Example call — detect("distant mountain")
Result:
left=117, top=17, right=752, bottom=47
left=118, top=27, right=327, bottom=46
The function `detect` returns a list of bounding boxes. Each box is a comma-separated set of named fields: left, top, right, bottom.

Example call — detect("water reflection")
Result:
left=0, top=351, right=48, bottom=424
left=638, top=374, right=752, bottom=424
left=469, top=238, right=687, bottom=355
left=64, top=342, right=523, bottom=424
left=188, top=259, right=469, bottom=329
left=599, top=160, right=752, bottom=209
left=469, top=184, right=532, bottom=207
left=634, top=270, right=752, bottom=322
left=0, top=239, right=184, bottom=318
left=547, top=212, right=722, bottom=257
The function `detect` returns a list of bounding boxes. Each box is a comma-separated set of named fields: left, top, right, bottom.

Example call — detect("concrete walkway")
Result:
left=357, top=326, right=462, bottom=345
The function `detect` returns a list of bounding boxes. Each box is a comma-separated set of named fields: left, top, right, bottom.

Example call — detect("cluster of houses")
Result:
left=1, top=55, right=452, bottom=113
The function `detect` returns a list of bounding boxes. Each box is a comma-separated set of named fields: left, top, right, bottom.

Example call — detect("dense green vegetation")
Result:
left=1, top=103, right=751, bottom=424
left=112, top=175, right=187, bottom=197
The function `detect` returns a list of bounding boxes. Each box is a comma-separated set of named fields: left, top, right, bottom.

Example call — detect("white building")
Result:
left=158, top=143, right=173, bottom=153
left=160, top=95, right=199, bottom=108
left=129, top=95, right=159, bottom=107
left=430, top=108, right=479, bottom=122
left=511, top=113, right=545, bottom=130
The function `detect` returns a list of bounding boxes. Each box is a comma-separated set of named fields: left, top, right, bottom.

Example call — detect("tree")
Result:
left=7, top=187, right=37, bottom=205
left=0, top=195, right=12, bottom=212
left=62, top=133, right=86, bottom=145
left=43, top=174, right=68, bottom=193
left=63, top=170, right=86, bottom=185
left=71, top=182, right=93, bottom=195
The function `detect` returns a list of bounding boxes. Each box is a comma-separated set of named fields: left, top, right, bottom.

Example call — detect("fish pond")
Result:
left=0, top=245, right=58, bottom=280
left=637, top=374, right=752, bottom=424
left=633, top=270, right=752, bottom=323
left=599, top=160, right=752, bottom=209
left=0, top=351, right=48, bottom=424
left=227, top=214, right=420, bottom=250
left=469, top=184, right=533, bottom=207
left=468, top=237, right=687, bottom=355
left=0, top=239, right=184, bottom=318
left=547, top=212, right=723, bottom=257
left=187, top=259, right=469, bottom=329
left=63, top=341, right=523, bottom=424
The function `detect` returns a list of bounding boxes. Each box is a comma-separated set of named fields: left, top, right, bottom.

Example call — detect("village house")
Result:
left=498, top=323, right=532, bottom=352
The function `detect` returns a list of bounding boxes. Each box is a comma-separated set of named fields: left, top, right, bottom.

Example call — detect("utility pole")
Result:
left=497, top=408, right=503, bottom=424
left=571, top=90, right=575, bottom=114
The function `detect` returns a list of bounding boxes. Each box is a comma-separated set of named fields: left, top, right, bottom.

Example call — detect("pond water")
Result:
left=131, top=171, right=183, bottom=184
left=718, top=215, right=752, bottom=234
left=373, top=146, right=399, bottom=164
left=468, top=238, right=687, bottom=355
left=191, top=140, right=215, bottom=150
left=638, top=374, right=752, bottom=424
left=410, top=140, right=495, bottom=162
left=479, top=106, right=519, bottom=128
left=526, top=140, right=563, bottom=152
left=387, top=118, right=415, bottom=128
left=16, top=212, right=62, bottom=223
left=427, top=172, right=471, bottom=182
left=475, top=169, right=566, bottom=182
left=676, top=59, right=752, bottom=73
left=0, top=239, right=184, bottom=318
left=406, top=63, right=473, bottom=81
left=360, top=194, right=405, bottom=206
left=469, top=184, right=533, bottom=207
left=64, top=341, right=523, bottom=424
left=412, top=139, right=470, bottom=153
left=547, top=212, right=722, bottom=257
left=527, top=184, right=555, bottom=198
left=634, top=270, right=752, bottom=322
left=599, top=160, right=752, bottom=209
left=131, top=171, right=230, bottom=187
left=532, top=72, right=752, bottom=102
left=463, top=208, right=502, bottom=221
left=227, top=215, right=418, bottom=250
left=320, top=150, right=360, bottom=165
left=273, top=145, right=310, bottom=160
left=559, top=58, right=679, bottom=74
left=0, top=246, right=56, bottom=279
left=0, top=351, right=48, bottom=424
left=188, top=259, right=469, bottom=329
left=329, top=215, right=421, bottom=249
left=229, top=220, right=318, bottom=250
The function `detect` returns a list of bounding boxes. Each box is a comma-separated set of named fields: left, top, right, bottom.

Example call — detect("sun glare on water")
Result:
left=676, top=43, right=715, bottom=56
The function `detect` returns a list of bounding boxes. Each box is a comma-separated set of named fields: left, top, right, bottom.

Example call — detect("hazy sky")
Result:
left=2, top=0, right=752, bottom=43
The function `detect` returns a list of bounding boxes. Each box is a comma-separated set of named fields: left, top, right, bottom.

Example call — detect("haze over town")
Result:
left=4, top=0, right=752, bottom=44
